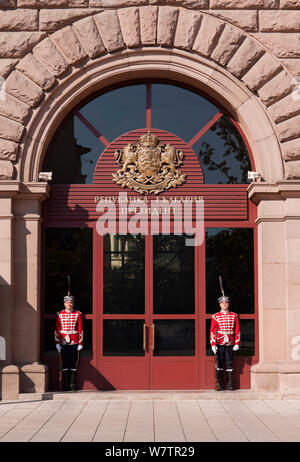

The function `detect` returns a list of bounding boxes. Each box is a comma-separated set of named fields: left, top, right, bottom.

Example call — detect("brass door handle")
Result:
left=143, top=323, right=146, bottom=350
left=151, top=324, right=155, bottom=350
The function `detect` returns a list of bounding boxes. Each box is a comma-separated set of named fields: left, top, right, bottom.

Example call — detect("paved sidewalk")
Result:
left=1, top=394, right=300, bottom=442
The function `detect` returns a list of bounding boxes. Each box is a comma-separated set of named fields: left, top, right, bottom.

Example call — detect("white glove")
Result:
left=77, top=345, right=83, bottom=351
left=211, top=346, right=217, bottom=355
left=56, top=344, right=62, bottom=353
left=233, top=345, right=239, bottom=351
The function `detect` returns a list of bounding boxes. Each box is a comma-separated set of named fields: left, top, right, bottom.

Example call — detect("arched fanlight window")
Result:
left=44, top=82, right=252, bottom=184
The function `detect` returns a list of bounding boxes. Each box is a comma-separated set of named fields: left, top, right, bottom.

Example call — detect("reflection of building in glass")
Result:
left=109, top=235, right=129, bottom=269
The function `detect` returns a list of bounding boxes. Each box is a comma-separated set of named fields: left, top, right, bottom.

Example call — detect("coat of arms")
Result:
left=112, top=132, right=186, bottom=194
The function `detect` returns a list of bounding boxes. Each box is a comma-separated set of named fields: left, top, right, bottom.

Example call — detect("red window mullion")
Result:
left=146, top=82, right=151, bottom=129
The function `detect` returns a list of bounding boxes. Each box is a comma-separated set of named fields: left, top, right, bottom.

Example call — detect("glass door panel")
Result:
left=153, top=235, right=194, bottom=314
left=103, top=234, right=145, bottom=314
left=153, top=320, right=195, bottom=356
left=103, top=320, right=145, bottom=356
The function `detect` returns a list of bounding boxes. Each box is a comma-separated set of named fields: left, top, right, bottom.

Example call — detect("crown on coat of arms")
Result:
left=139, top=131, right=159, bottom=147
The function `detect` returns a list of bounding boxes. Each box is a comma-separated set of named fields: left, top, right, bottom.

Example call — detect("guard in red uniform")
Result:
left=210, top=295, right=240, bottom=391
left=55, top=295, right=83, bottom=391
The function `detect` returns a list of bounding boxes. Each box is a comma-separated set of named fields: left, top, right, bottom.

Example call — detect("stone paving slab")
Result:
left=1, top=397, right=300, bottom=442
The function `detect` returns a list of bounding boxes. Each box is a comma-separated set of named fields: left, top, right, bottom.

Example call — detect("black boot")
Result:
left=225, top=370, right=234, bottom=390
left=62, top=370, right=70, bottom=391
left=69, top=370, right=76, bottom=392
left=216, top=369, right=224, bottom=391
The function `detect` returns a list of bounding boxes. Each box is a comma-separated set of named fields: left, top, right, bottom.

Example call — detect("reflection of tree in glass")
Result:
left=206, top=228, right=254, bottom=314
left=45, top=117, right=92, bottom=184
left=198, top=115, right=251, bottom=184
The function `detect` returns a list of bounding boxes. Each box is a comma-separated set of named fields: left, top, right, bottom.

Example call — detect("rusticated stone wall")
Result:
left=0, top=1, right=299, bottom=181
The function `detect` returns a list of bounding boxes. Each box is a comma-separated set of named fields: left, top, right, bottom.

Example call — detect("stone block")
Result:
left=277, top=115, right=300, bottom=142
left=5, top=70, right=43, bottom=107
left=0, top=0, right=16, bottom=7
left=281, top=139, right=300, bottom=161
left=90, top=0, right=147, bottom=6
left=209, top=10, right=258, bottom=32
left=226, top=37, right=265, bottom=79
left=0, top=364, right=19, bottom=399
left=69, top=0, right=88, bottom=5
left=150, top=0, right=209, bottom=7
left=51, top=26, right=87, bottom=64
left=139, top=6, right=158, bottom=45
left=257, top=70, right=293, bottom=107
left=210, top=24, right=244, bottom=67
left=0, top=115, right=24, bottom=142
left=0, top=160, right=14, bottom=179
left=211, top=0, right=279, bottom=7
left=157, top=6, right=178, bottom=47
left=242, top=53, right=282, bottom=91
left=40, top=9, right=97, bottom=31
left=280, top=0, right=300, bottom=8
left=16, top=53, right=56, bottom=91
left=251, top=363, right=280, bottom=392
left=0, top=58, right=17, bottom=78
left=0, top=91, right=30, bottom=124
left=0, top=32, right=45, bottom=58
left=174, top=9, right=202, bottom=50
left=73, top=16, right=106, bottom=58
left=0, top=139, right=18, bottom=162
left=281, top=59, right=300, bottom=76
left=285, top=159, right=300, bottom=179
left=18, top=0, right=68, bottom=6
left=118, top=7, right=140, bottom=48
left=20, top=363, right=49, bottom=393
left=255, top=33, right=300, bottom=58
left=0, top=9, right=38, bottom=31
left=33, top=37, right=70, bottom=76
left=94, top=10, right=125, bottom=52
left=193, top=14, right=224, bottom=57
left=260, top=10, right=300, bottom=32
left=268, top=93, right=300, bottom=124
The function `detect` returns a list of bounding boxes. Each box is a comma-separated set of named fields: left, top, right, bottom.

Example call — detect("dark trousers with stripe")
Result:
left=61, top=344, right=79, bottom=371
left=216, top=345, right=234, bottom=371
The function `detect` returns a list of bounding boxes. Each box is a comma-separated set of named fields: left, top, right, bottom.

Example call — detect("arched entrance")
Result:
left=41, top=80, right=257, bottom=390
left=1, top=5, right=299, bottom=397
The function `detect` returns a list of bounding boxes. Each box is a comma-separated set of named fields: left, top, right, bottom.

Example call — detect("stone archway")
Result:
left=1, top=5, right=300, bottom=396
left=0, top=6, right=298, bottom=182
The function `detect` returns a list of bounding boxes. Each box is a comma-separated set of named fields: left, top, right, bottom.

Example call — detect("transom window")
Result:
left=44, top=81, right=252, bottom=185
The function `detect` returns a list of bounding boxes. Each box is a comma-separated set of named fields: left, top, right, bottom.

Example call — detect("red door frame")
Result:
left=95, top=232, right=204, bottom=390
left=41, top=80, right=258, bottom=391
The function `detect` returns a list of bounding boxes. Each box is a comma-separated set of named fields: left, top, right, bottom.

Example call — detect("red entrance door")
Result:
left=97, top=233, right=202, bottom=390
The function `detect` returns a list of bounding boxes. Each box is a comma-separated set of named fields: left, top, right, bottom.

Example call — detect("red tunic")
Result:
left=55, top=309, right=83, bottom=346
left=210, top=311, right=240, bottom=347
